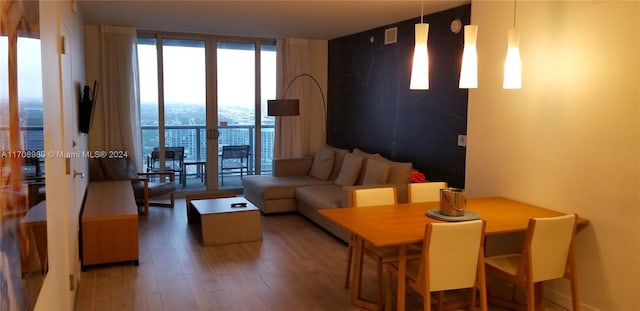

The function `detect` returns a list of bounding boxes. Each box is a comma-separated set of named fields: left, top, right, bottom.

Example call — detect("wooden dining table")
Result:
left=319, top=196, right=589, bottom=311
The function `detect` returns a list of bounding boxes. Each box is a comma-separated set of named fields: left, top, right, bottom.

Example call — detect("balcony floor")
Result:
left=178, top=173, right=245, bottom=192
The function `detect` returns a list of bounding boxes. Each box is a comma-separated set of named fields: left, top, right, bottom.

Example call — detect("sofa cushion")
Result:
left=353, top=148, right=377, bottom=185
left=328, top=146, right=349, bottom=181
left=334, top=153, right=364, bottom=187
left=353, top=148, right=375, bottom=159
left=308, top=147, right=334, bottom=181
left=295, top=184, right=342, bottom=210
left=362, top=159, right=391, bottom=185
left=371, top=154, right=413, bottom=184
left=242, top=175, right=331, bottom=201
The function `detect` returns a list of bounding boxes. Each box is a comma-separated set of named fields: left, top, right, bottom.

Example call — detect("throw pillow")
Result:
left=352, top=148, right=377, bottom=184
left=362, top=159, right=391, bottom=185
left=370, top=154, right=413, bottom=184
left=334, top=153, right=364, bottom=187
left=308, top=147, right=335, bottom=180
left=328, top=146, right=349, bottom=181
left=352, top=148, right=375, bottom=159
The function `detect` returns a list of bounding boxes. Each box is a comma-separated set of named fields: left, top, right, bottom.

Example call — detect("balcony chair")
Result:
left=219, top=145, right=250, bottom=186
left=386, top=220, right=487, bottom=311
left=345, top=187, right=422, bottom=309
left=484, top=214, right=579, bottom=311
left=90, top=158, right=176, bottom=215
left=147, top=146, right=185, bottom=187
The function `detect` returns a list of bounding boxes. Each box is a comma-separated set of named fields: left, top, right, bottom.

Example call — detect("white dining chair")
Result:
left=408, top=181, right=447, bottom=203
left=386, top=220, right=488, bottom=311
left=484, top=214, right=579, bottom=311
left=345, top=187, right=421, bottom=309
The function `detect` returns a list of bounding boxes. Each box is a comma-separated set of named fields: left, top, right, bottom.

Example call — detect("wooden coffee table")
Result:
left=190, top=197, right=262, bottom=246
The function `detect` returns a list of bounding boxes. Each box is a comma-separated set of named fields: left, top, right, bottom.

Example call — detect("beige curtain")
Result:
left=273, top=38, right=327, bottom=158
left=88, top=25, right=142, bottom=169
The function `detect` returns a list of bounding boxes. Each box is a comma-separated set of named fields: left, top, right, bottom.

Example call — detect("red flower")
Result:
left=409, top=171, right=425, bottom=183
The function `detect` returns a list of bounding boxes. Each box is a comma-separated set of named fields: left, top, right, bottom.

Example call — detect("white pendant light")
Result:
left=459, top=25, right=478, bottom=88
left=410, top=1, right=429, bottom=90
left=503, top=0, right=521, bottom=89
left=503, top=29, right=521, bottom=89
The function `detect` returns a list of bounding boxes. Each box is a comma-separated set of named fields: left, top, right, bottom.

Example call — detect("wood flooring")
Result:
left=75, top=198, right=566, bottom=311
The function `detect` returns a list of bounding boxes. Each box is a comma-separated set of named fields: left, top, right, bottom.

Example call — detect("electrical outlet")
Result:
left=457, top=135, right=467, bottom=147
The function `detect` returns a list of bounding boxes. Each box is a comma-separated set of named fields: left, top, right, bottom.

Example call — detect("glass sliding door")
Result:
left=162, top=39, right=206, bottom=190
left=138, top=33, right=275, bottom=191
left=216, top=42, right=256, bottom=188
left=138, top=37, right=208, bottom=190
left=216, top=41, right=276, bottom=189
left=137, top=37, right=160, bottom=173
left=259, top=44, right=277, bottom=174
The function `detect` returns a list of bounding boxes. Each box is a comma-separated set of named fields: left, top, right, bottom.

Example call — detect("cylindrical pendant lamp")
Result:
left=459, top=25, right=478, bottom=89
left=503, top=28, right=522, bottom=89
left=410, top=23, right=429, bottom=90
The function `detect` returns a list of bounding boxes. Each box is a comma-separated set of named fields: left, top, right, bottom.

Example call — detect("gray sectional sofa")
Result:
left=242, top=146, right=413, bottom=242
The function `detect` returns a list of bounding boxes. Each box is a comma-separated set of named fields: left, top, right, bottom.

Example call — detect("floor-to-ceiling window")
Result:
left=137, top=33, right=275, bottom=191
left=1, top=2, right=45, bottom=308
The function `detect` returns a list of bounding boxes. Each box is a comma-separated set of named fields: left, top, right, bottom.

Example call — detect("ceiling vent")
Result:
left=385, top=27, right=398, bottom=45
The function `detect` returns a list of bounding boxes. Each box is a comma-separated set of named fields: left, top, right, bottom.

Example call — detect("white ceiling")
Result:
left=78, top=0, right=469, bottom=40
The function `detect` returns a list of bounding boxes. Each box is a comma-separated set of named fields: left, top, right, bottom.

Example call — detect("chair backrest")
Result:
left=165, top=146, right=185, bottom=162
left=221, top=145, right=250, bottom=160
left=408, top=182, right=447, bottom=203
left=150, top=147, right=184, bottom=170
left=352, top=187, right=397, bottom=207
left=527, top=214, right=577, bottom=282
left=419, top=220, right=485, bottom=292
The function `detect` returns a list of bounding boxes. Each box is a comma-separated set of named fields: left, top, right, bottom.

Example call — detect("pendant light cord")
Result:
left=513, top=0, right=517, bottom=28
left=420, top=0, right=424, bottom=23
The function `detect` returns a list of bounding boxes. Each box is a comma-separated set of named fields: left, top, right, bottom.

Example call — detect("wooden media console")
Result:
left=81, top=181, right=139, bottom=270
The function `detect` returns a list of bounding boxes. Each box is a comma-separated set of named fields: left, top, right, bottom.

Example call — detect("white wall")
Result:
left=467, top=1, right=640, bottom=310
left=37, top=1, right=87, bottom=310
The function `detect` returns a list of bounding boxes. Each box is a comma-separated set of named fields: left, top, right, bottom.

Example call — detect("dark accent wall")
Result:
left=327, top=4, right=471, bottom=188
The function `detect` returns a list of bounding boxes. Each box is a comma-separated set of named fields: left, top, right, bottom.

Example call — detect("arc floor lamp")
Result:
left=267, top=73, right=327, bottom=119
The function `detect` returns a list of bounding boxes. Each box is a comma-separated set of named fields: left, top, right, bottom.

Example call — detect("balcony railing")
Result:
left=140, top=124, right=275, bottom=175
left=0, top=126, right=45, bottom=152
left=1, top=125, right=274, bottom=182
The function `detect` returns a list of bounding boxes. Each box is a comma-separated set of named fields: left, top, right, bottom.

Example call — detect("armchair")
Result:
left=89, top=158, right=176, bottom=215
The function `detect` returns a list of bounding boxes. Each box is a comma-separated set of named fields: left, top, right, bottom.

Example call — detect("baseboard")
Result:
left=545, top=287, right=600, bottom=311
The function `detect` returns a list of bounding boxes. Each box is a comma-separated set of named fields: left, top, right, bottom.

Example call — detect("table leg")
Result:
left=535, top=282, right=544, bottom=310
left=351, top=235, right=377, bottom=310
left=397, top=244, right=407, bottom=311
left=351, top=236, right=363, bottom=303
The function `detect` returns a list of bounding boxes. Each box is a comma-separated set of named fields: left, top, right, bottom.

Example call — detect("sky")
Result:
left=137, top=43, right=276, bottom=110
left=0, top=37, right=43, bottom=104
left=0, top=36, right=276, bottom=112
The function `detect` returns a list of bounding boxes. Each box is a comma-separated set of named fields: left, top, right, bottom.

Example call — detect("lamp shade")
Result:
left=503, top=28, right=522, bottom=89
left=459, top=25, right=478, bottom=88
left=267, top=99, right=300, bottom=116
left=410, top=23, right=429, bottom=90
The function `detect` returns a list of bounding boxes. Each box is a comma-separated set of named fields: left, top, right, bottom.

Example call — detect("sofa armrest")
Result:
left=272, top=157, right=312, bottom=177
left=340, top=183, right=409, bottom=208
